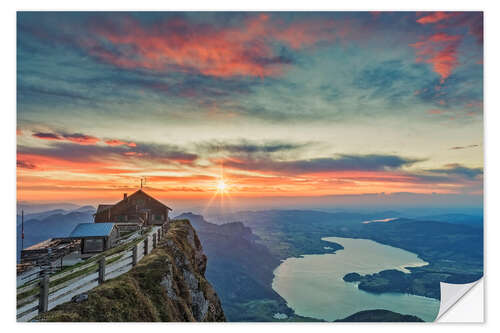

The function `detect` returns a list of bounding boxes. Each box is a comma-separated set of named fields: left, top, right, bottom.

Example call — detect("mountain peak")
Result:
left=37, top=219, right=226, bottom=322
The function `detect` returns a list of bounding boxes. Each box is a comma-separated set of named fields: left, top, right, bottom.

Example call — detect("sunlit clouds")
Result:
left=17, top=12, right=483, bottom=207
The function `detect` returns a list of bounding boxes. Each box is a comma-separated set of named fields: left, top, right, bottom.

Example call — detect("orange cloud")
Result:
left=17, top=160, right=36, bottom=169
left=409, top=33, right=461, bottom=83
left=85, top=14, right=343, bottom=78
left=17, top=157, right=478, bottom=202
left=17, top=153, right=112, bottom=172
left=32, top=132, right=63, bottom=141
left=62, top=133, right=100, bottom=145
left=417, top=12, right=483, bottom=45
left=123, top=151, right=144, bottom=157
left=105, top=139, right=136, bottom=147
left=417, top=12, right=460, bottom=24
left=32, top=131, right=141, bottom=148
left=32, top=131, right=100, bottom=145
left=411, top=12, right=483, bottom=82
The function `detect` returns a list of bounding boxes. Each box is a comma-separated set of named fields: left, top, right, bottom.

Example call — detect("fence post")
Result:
left=132, top=244, right=138, bottom=266
left=98, top=257, right=106, bottom=284
left=144, top=237, right=149, bottom=256
left=38, top=273, right=49, bottom=314
left=152, top=233, right=157, bottom=249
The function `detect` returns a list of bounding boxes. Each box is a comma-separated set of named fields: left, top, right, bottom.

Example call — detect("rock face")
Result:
left=175, top=212, right=297, bottom=321
left=38, top=219, right=226, bottom=322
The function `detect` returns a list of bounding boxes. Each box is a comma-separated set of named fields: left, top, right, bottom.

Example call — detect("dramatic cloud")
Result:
left=416, top=12, right=460, bottom=25
left=198, top=140, right=309, bottom=154
left=61, top=133, right=100, bottom=145
left=417, top=12, right=483, bottom=44
left=28, top=130, right=198, bottom=164
left=16, top=12, right=483, bottom=202
left=17, top=141, right=199, bottom=173
left=105, top=139, right=136, bottom=147
left=411, top=12, right=483, bottom=83
left=410, top=33, right=462, bottom=83
left=427, top=163, right=482, bottom=179
left=75, top=14, right=349, bottom=78
left=17, top=160, right=36, bottom=169
left=32, top=131, right=100, bottom=145
left=222, top=154, right=422, bottom=175
left=32, top=132, right=62, bottom=140
left=130, top=143, right=198, bottom=164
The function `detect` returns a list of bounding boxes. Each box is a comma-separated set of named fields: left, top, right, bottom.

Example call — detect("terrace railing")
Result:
left=16, top=223, right=168, bottom=322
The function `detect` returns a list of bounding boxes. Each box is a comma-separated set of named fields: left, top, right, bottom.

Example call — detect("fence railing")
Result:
left=16, top=224, right=168, bottom=322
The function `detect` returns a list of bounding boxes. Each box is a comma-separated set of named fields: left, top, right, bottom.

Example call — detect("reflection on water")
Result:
left=272, top=236, right=440, bottom=322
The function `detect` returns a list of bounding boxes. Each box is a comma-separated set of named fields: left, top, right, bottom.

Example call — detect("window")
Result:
left=84, top=238, right=104, bottom=253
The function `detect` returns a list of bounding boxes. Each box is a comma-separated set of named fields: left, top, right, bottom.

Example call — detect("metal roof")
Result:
left=69, top=223, right=115, bottom=238
left=96, top=204, right=113, bottom=213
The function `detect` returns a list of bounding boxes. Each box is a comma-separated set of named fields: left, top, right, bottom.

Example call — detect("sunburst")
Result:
left=216, top=180, right=227, bottom=192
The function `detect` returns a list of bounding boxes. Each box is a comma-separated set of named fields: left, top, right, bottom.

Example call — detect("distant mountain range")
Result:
left=16, top=206, right=96, bottom=260
left=411, top=213, right=483, bottom=228
left=16, top=205, right=96, bottom=225
left=16, top=202, right=87, bottom=214
left=15, top=206, right=483, bottom=321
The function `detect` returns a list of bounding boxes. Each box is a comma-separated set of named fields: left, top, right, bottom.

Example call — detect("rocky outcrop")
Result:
left=38, top=219, right=226, bottom=322
left=343, top=272, right=362, bottom=282
left=335, top=309, right=424, bottom=322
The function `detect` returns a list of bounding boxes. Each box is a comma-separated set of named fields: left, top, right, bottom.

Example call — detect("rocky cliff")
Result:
left=38, top=219, right=226, bottom=322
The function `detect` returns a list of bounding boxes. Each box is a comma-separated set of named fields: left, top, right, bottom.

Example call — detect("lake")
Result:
left=272, top=236, right=440, bottom=322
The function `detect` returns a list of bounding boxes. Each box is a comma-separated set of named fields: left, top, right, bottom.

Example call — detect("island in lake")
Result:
left=335, top=309, right=424, bottom=322
left=272, top=236, right=441, bottom=322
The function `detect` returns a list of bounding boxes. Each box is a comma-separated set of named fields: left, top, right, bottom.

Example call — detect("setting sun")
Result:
left=216, top=180, right=227, bottom=192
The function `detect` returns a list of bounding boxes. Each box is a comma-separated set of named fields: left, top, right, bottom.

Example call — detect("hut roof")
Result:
left=69, top=223, right=116, bottom=238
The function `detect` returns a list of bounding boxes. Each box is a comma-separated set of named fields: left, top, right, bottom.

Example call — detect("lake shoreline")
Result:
left=272, top=236, right=440, bottom=322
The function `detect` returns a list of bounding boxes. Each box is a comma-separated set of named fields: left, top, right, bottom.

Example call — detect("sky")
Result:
left=16, top=12, right=483, bottom=211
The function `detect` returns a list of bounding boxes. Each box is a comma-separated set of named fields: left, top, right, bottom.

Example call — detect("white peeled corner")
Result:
left=436, top=278, right=483, bottom=322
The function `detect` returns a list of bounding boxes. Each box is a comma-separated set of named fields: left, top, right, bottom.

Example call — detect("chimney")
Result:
left=123, top=193, right=128, bottom=201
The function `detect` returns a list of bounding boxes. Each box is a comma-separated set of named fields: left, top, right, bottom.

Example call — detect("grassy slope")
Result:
left=37, top=220, right=225, bottom=322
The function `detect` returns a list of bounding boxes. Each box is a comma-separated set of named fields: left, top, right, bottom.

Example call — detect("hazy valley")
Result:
left=17, top=206, right=483, bottom=322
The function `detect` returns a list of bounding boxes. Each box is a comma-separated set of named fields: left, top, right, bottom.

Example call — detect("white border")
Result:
left=438, top=279, right=484, bottom=322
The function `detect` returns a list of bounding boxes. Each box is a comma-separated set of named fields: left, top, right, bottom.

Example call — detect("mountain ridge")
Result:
left=37, top=219, right=226, bottom=322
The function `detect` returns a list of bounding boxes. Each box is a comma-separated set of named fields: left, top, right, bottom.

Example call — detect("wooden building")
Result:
left=94, top=189, right=172, bottom=226
left=68, top=223, right=119, bottom=255
left=20, top=238, right=81, bottom=267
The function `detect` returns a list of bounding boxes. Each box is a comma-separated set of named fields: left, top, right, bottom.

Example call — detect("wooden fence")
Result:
left=17, top=224, right=167, bottom=322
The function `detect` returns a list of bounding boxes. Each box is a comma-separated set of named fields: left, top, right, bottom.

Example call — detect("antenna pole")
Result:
left=21, top=210, right=24, bottom=250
